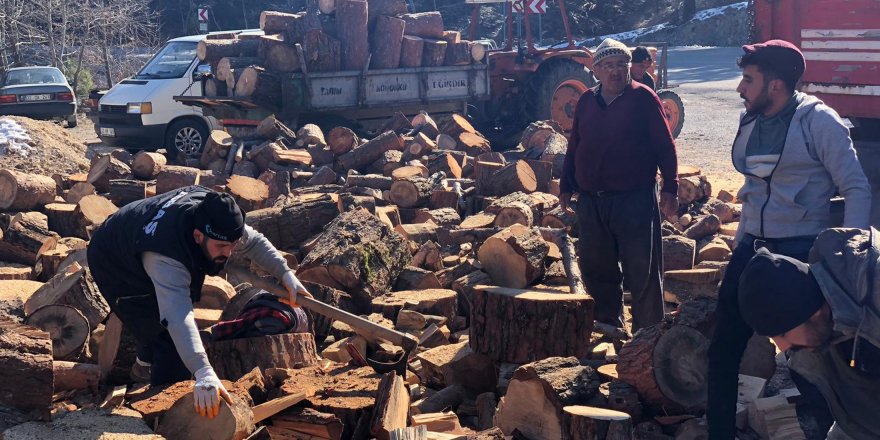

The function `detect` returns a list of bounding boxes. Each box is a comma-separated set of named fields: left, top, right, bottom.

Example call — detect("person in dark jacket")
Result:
left=560, top=38, right=678, bottom=332
left=630, top=46, right=656, bottom=90
left=705, top=40, right=871, bottom=439
left=87, top=186, right=311, bottom=419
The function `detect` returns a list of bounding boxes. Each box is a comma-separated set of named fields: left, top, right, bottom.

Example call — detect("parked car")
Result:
left=0, top=66, right=78, bottom=127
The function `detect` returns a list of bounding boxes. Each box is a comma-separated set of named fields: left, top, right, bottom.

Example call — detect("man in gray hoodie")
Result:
left=706, top=40, right=872, bottom=439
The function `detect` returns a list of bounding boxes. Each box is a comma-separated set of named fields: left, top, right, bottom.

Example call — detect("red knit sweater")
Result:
left=561, top=81, right=678, bottom=195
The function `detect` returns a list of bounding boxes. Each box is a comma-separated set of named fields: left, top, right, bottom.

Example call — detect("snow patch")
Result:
left=692, top=1, right=748, bottom=22
left=0, top=118, right=34, bottom=157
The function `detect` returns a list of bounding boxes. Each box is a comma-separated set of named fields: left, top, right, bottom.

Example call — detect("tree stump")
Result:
left=0, top=169, right=57, bottom=211
left=470, top=286, right=594, bottom=363
left=0, top=213, right=58, bottom=265
left=298, top=209, right=410, bottom=304
left=24, top=304, right=89, bottom=360
left=564, top=406, right=634, bottom=440
left=389, top=176, right=434, bottom=208
left=207, top=332, right=319, bottom=381
left=495, top=357, right=601, bottom=439
left=338, top=131, right=403, bottom=172
left=400, top=36, right=425, bottom=68
left=371, top=289, right=457, bottom=322
left=24, top=262, right=109, bottom=330
left=477, top=224, right=549, bottom=288
left=0, top=318, right=53, bottom=416
left=402, top=12, right=444, bottom=39
left=157, top=393, right=255, bottom=440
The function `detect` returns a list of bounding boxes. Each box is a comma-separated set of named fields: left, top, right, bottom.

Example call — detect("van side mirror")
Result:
left=193, top=64, right=212, bottom=80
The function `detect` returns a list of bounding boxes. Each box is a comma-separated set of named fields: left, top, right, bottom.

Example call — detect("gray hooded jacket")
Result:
left=733, top=92, right=871, bottom=241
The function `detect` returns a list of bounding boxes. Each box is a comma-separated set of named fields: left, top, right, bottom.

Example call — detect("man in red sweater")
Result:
left=560, top=38, right=679, bottom=332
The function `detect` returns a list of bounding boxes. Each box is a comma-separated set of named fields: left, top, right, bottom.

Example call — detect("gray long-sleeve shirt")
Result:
left=141, top=225, right=290, bottom=375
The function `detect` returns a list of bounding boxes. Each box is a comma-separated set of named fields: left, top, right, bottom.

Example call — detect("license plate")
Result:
left=21, top=94, right=51, bottom=102
left=100, top=127, right=115, bottom=137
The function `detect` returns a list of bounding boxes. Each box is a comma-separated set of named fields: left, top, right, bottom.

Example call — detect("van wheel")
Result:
left=165, top=119, right=208, bottom=163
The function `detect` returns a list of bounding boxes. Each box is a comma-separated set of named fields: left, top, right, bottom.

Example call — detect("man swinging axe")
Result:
left=87, top=186, right=312, bottom=419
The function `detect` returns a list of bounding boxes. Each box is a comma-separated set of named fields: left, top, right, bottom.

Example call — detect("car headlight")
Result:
left=127, top=102, right=152, bottom=114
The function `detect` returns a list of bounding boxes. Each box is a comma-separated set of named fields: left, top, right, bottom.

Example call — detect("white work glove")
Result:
left=281, top=271, right=313, bottom=307
left=193, top=366, right=231, bottom=419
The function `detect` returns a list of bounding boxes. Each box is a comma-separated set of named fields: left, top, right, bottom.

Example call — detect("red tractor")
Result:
left=469, top=1, right=685, bottom=144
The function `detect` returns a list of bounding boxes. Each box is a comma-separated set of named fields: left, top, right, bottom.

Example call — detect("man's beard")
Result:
left=742, top=84, right=772, bottom=115
left=200, top=240, right=228, bottom=275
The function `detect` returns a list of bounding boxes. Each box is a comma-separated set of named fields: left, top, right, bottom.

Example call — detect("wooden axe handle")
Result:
left=226, top=267, right=418, bottom=351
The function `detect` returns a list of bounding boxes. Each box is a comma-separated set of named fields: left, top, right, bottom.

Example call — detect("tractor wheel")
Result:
left=527, top=60, right=596, bottom=132
left=658, top=90, right=685, bottom=139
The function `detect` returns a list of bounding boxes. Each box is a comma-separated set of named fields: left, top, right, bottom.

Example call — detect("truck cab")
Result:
left=94, top=33, right=248, bottom=158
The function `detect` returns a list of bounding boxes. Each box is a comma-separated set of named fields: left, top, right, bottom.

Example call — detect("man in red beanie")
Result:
left=706, top=40, right=871, bottom=438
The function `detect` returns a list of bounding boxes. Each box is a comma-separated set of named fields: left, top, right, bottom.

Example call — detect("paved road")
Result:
left=666, top=46, right=744, bottom=193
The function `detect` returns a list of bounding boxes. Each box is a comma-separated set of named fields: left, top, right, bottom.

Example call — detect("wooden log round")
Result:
left=131, top=152, right=167, bottom=180
left=233, top=67, right=281, bottom=109
left=25, top=304, right=89, bottom=360
left=226, top=175, right=269, bottom=212
left=0, top=318, right=53, bottom=415
left=484, top=160, right=537, bottom=196
left=0, top=213, right=58, bottom=266
left=0, top=169, right=57, bottom=211
left=260, top=35, right=301, bottom=73
left=338, top=131, right=403, bottom=172
left=421, top=39, right=448, bottom=67
left=217, top=57, right=261, bottom=82
left=260, top=11, right=301, bottom=34
left=412, top=208, right=461, bottom=227
left=477, top=225, right=548, bottom=289
left=24, top=263, right=109, bottom=330
left=338, top=0, right=370, bottom=70
left=371, top=289, right=457, bottom=322
left=389, top=176, right=433, bottom=208
left=564, top=406, right=634, bottom=440
left=197, top=39, right=260, bottom=63
left=328, top=126, right=360, bottom=155
left=87, top=156, right=132, bottom=193
left=207, top=332, right=319, bottom=381
left=371, top=16, right=406, bottom=69
left=663, top=235, right=697, bottom=271
left=400, top=36, right=425, bottom=68
left=157, top=392, right=255, bottom=440
left=156, top=165, right=201, bottom=194
left=402, top=12, right=444, bottom=39
left=493, top=201, right=534, bottom=228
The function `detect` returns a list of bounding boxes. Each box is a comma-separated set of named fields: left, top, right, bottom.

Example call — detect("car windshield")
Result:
left=3, top=68, right=67, bottom=86
left=135, top=41, right=197, bottom=80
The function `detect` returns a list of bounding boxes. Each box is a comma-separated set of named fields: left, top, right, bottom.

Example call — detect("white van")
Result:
left=94, top=30, right=259, bottom=158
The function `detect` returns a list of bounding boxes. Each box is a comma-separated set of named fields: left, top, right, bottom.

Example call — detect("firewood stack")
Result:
left=0, top=110, right=787, bottom=439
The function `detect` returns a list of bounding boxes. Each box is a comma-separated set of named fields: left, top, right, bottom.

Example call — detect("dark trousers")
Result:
left=707, top=235, right=833, bottom=439
left=576, top=187, right=665, bottom=331
left=87, top=246, right=191, bottom=386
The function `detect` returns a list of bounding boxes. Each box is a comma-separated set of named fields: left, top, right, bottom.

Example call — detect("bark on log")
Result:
left=270, top=407, right=345, bottom=440
left=207, top=333, right=319, bottom=381
left=234, top=67, right=281, bottom=109
left=157, top=392, right=255, bottom=440
left=256, top=115, right=298, bottom=144
left=421, top=39, right=447, bottom=67
left=259, top=35, right=301, bottom=73
left=25, top=262, right=109, bottom=330
left=683, top=214, right=721, bottom=241
left=483, top=160, right=537, bottom=196
left=246, top=195, right=340, bottom=251
left=391, top=164, right=428, bottom=180
left=302, top=30, right=342, bottom=72
left=402, top=12, right=444, bottom=39
left=199, top=130, right=234, bottom=169
left=204, top=78, right=228, bottom=96
left=260, top=11, right=301, bottom=34
left=370, top=372, right=410, bottom=440
left=427, top=153, right=462, bottom=179
left=217, top=57, right=261, bottom=82
left=678, top=175, right=711, bottom=205
left=663, top=235, right=697, bottom=271
left=495, top=357, right=601, bottom=439
left=457, top=132, right=491, bottom=156
left=477, top=224, right=548, bottom=288
left=474, top=161, right=505, bottom=196
left=338, top=0, right=370, bottom=70
left=366, top=150, right=403, bottom=175
left=298, top=209, right=409, bottom=304
left=338, top=131, right=403, bottom=172
left=346, top=174, right=393, bottom=191
left=25, top=304, right=89, bottom=360
left=392, top=266, right=442, bottom=290
left=64, top=181, right=95, bottom=204
left=72, top=194, right=117, bottom=239
left=156, top=165, right=201, bottom=194
left=492, top=201, right=534, bottom=228
left=108, top=179, right=150, bottom=207
left=131, top=152, right=167, bottom=180
left=296, top=124, right=327, bottom=148
left=470, top=286, right=594, bottom=363
left=0, top=169, right=57, bottom=211
left=53, top=360, right=101, bottom=391
left=0, top=213, right=58, bottom=265
left=412, top=208, right=460, bottom=227
left=564, top=406, right=634, bottom=440
left=87, top=155, right=131, bottom=193
left=371, top=16, right=405, bottom=69
left=389, top=176, right=433, bottom=208
left=527, top=159, right=553, bottom=193
left=541, top=206, right=578, bottom=232
left=445, top=41, right=472, bottom=66
left=328, top=126, right=361, bottom=155
left=0, top=318, right=53, bottom=415
left=400, top=36, right=424, bottom=68
left=440, top=114, right=475, bottom=138
left=197, top=39, right=260, bottom=63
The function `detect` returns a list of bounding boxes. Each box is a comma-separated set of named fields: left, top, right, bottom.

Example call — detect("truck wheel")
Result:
left=66, top=115, right=77, bottom=128
left=166, top=119, right=208, bottom=162
left=657, top=90, right=685, bottom=139
left=527, top=60, right=596, bottom=131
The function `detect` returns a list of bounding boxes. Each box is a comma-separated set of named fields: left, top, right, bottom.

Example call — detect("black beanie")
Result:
left=738, top=248, right=825, bottom=337
left=193, top=191, right=245, bottom=242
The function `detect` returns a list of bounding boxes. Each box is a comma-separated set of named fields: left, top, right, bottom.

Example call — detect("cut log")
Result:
left=232, top=160, right=260, bottom=178
left=298, top=209, right=409, bottom=304
left=207, top=333, right=319, bottom=381
left=564, top=406, right=634, bottom=440
left=408, top=132, right=437, bottom=157
left=495, top=357, right=601, bottom=439
left=302, top=29, right=342, bottom=72
left=402, top=12, right=444, bottom=39
left=470, top=41, right=487, bottom=62
left=256, top=115, right=298, bottom=143
left=416, top=341, right=497, bottom=393
left=457, top=132, right=491, bottom=156
left=204, top=78, right=229, bottom=96
left=492, top=201, right=534, bottom=228
left=483, top=160, right=537, bottom=196
left=246, top=194, right=339, bottom=250
left=217, top=57, right=261, bottom=82
left=197, top=38, right=260, bottom=63
left=73, top=194, right=118, bottom=239
left=421, top=39, right=447, bottom=67
left=0, top=170, right=56, bottom=211
left=471, top=286, right=593, bottom=363
left=371, top=372, right=410, bottom=440
left=439, top=114, right=475, bottom=138
left=473, top=161, right=504, bottom=196
left=259, top=35, right=301, bottom=73
left=346, top=174, right=393, bottom=191
left=0, top=213, right=58, bottom=265
left=427, top=153, right=462, bottom=179
left=273, top=149, right=313, bottom=167
left=391, top=165, right=429, bottom=180
left=157, top=392, right=255, bottom=440
left=367, top=0, right=408, bottom=25
left=86, top=155, right=131, bottom=193
left=270, top=407, right=344, bottom=440
left=394, top=222, right=439, bottom=244
left=368, top=150, right=404, bottom=175
left=400, top=36, right=425, bottom=68
left=663, top=235, right=697, bottom=271
left=234, top=67, right=281, bottom=109
left=372, top=289, right=457, bottom=322
left=413, top=208, right=460, bottom=227
left=338, top=193, right=376, bottom=213
left=25, top=304, right=89, bottom=360
left=199, top=131, right=233, bottom=169
left=541, top=206, right=577, bottom=231
left=156, top=165, right=201, bottom=194
left=296, top=124, right=327, bottom=148
left=0, top=262, right=34, bottom=281
left=108, top=179, right=149, bottom=207
left=253, top=392, right=309, bottom=423
left=477, top=225, right=548, bottom=288
left=226, top=175, right=269, bottom=212
left=25, top=262, right=109, bottom=330
left=328, top=126, right=361, bottom=155
left=678, top=176, right=711, bottom=205
left=338, top=131, right=403, bottom=172
left=429, top=189, right=459, bottom=210
left=370, top=16, right=405, bottom=69
left=389, top=176, right=434, bottom=208
left=0, top=318, right=53, bottom=415
left=260, top=11, right=301, bottom=34
left=617, top=319, right=710, bottom=413
left=527, top=159, right=553, bottom=193
left=444, top=41, right=472, bottom=66
left=52, top=360, right=101, bottom=391
left=337, top=0, right=370, bottom=70
left=393, top=266, right=442, bottom=290
left=194, top=276, right=237, bottom=310
left=683, top=215, right=721, bottom=241
left=64, top=181, right=96, bottom=204
left=697, top=236, right=731, bottom=263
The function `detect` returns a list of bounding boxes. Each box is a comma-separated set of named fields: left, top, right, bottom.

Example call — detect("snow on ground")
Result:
left=0, top=118, right=34, bottom=158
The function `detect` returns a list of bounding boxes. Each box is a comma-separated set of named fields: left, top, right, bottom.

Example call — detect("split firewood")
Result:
left=683, top=214, right=721, bottom=241
left=457, top=132, right=491, bottom=156
left=25, top=261, right=109, bottom=330
left=0, top=262, right=34, bottom=281
left=232, top=366, right=268, bottom=406
left=0, top=317, right=53, bottom=416
left=416, top=341, right=496, bottom=393
left=390, top=176, right=434, bottom=208
left=217, top=57, right=261, bottom=82
left=198, top=131, right=234, bottom=169
left=470, top=286, right=593, bottom=363
left=64, top=181, right=96, bottom=204
left=252, top=391, right=309, bottom=423
left=370, top=372, right=410, bottom=440
left=410, top=240, right=444, bottom=271
left=495, top=357, right=601, bottom=438
left=270, top=407, right=345, bottom=440
left=296, top=124, right=327, bottom=148
left=477, top=224, right=549, bottom=288
left=372, top=289, right=457, bottom=322
left=427, top=153, right=462, bottom=179
left=411, top=112, right=440, bottom=139
left=678, top=175, right=712, bottom=205
left=337, top=193, right=376, bottom=213
left=393, top=266, right=442, bottom=290
left=0, top=212, right=59, bottom=265
left=86, top=155, right=132, bottom=193
left=53, top=360, right=101, bottom=391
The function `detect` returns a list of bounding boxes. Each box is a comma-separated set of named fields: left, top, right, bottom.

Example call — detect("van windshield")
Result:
left=135, top=41, right=198, bottom=80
